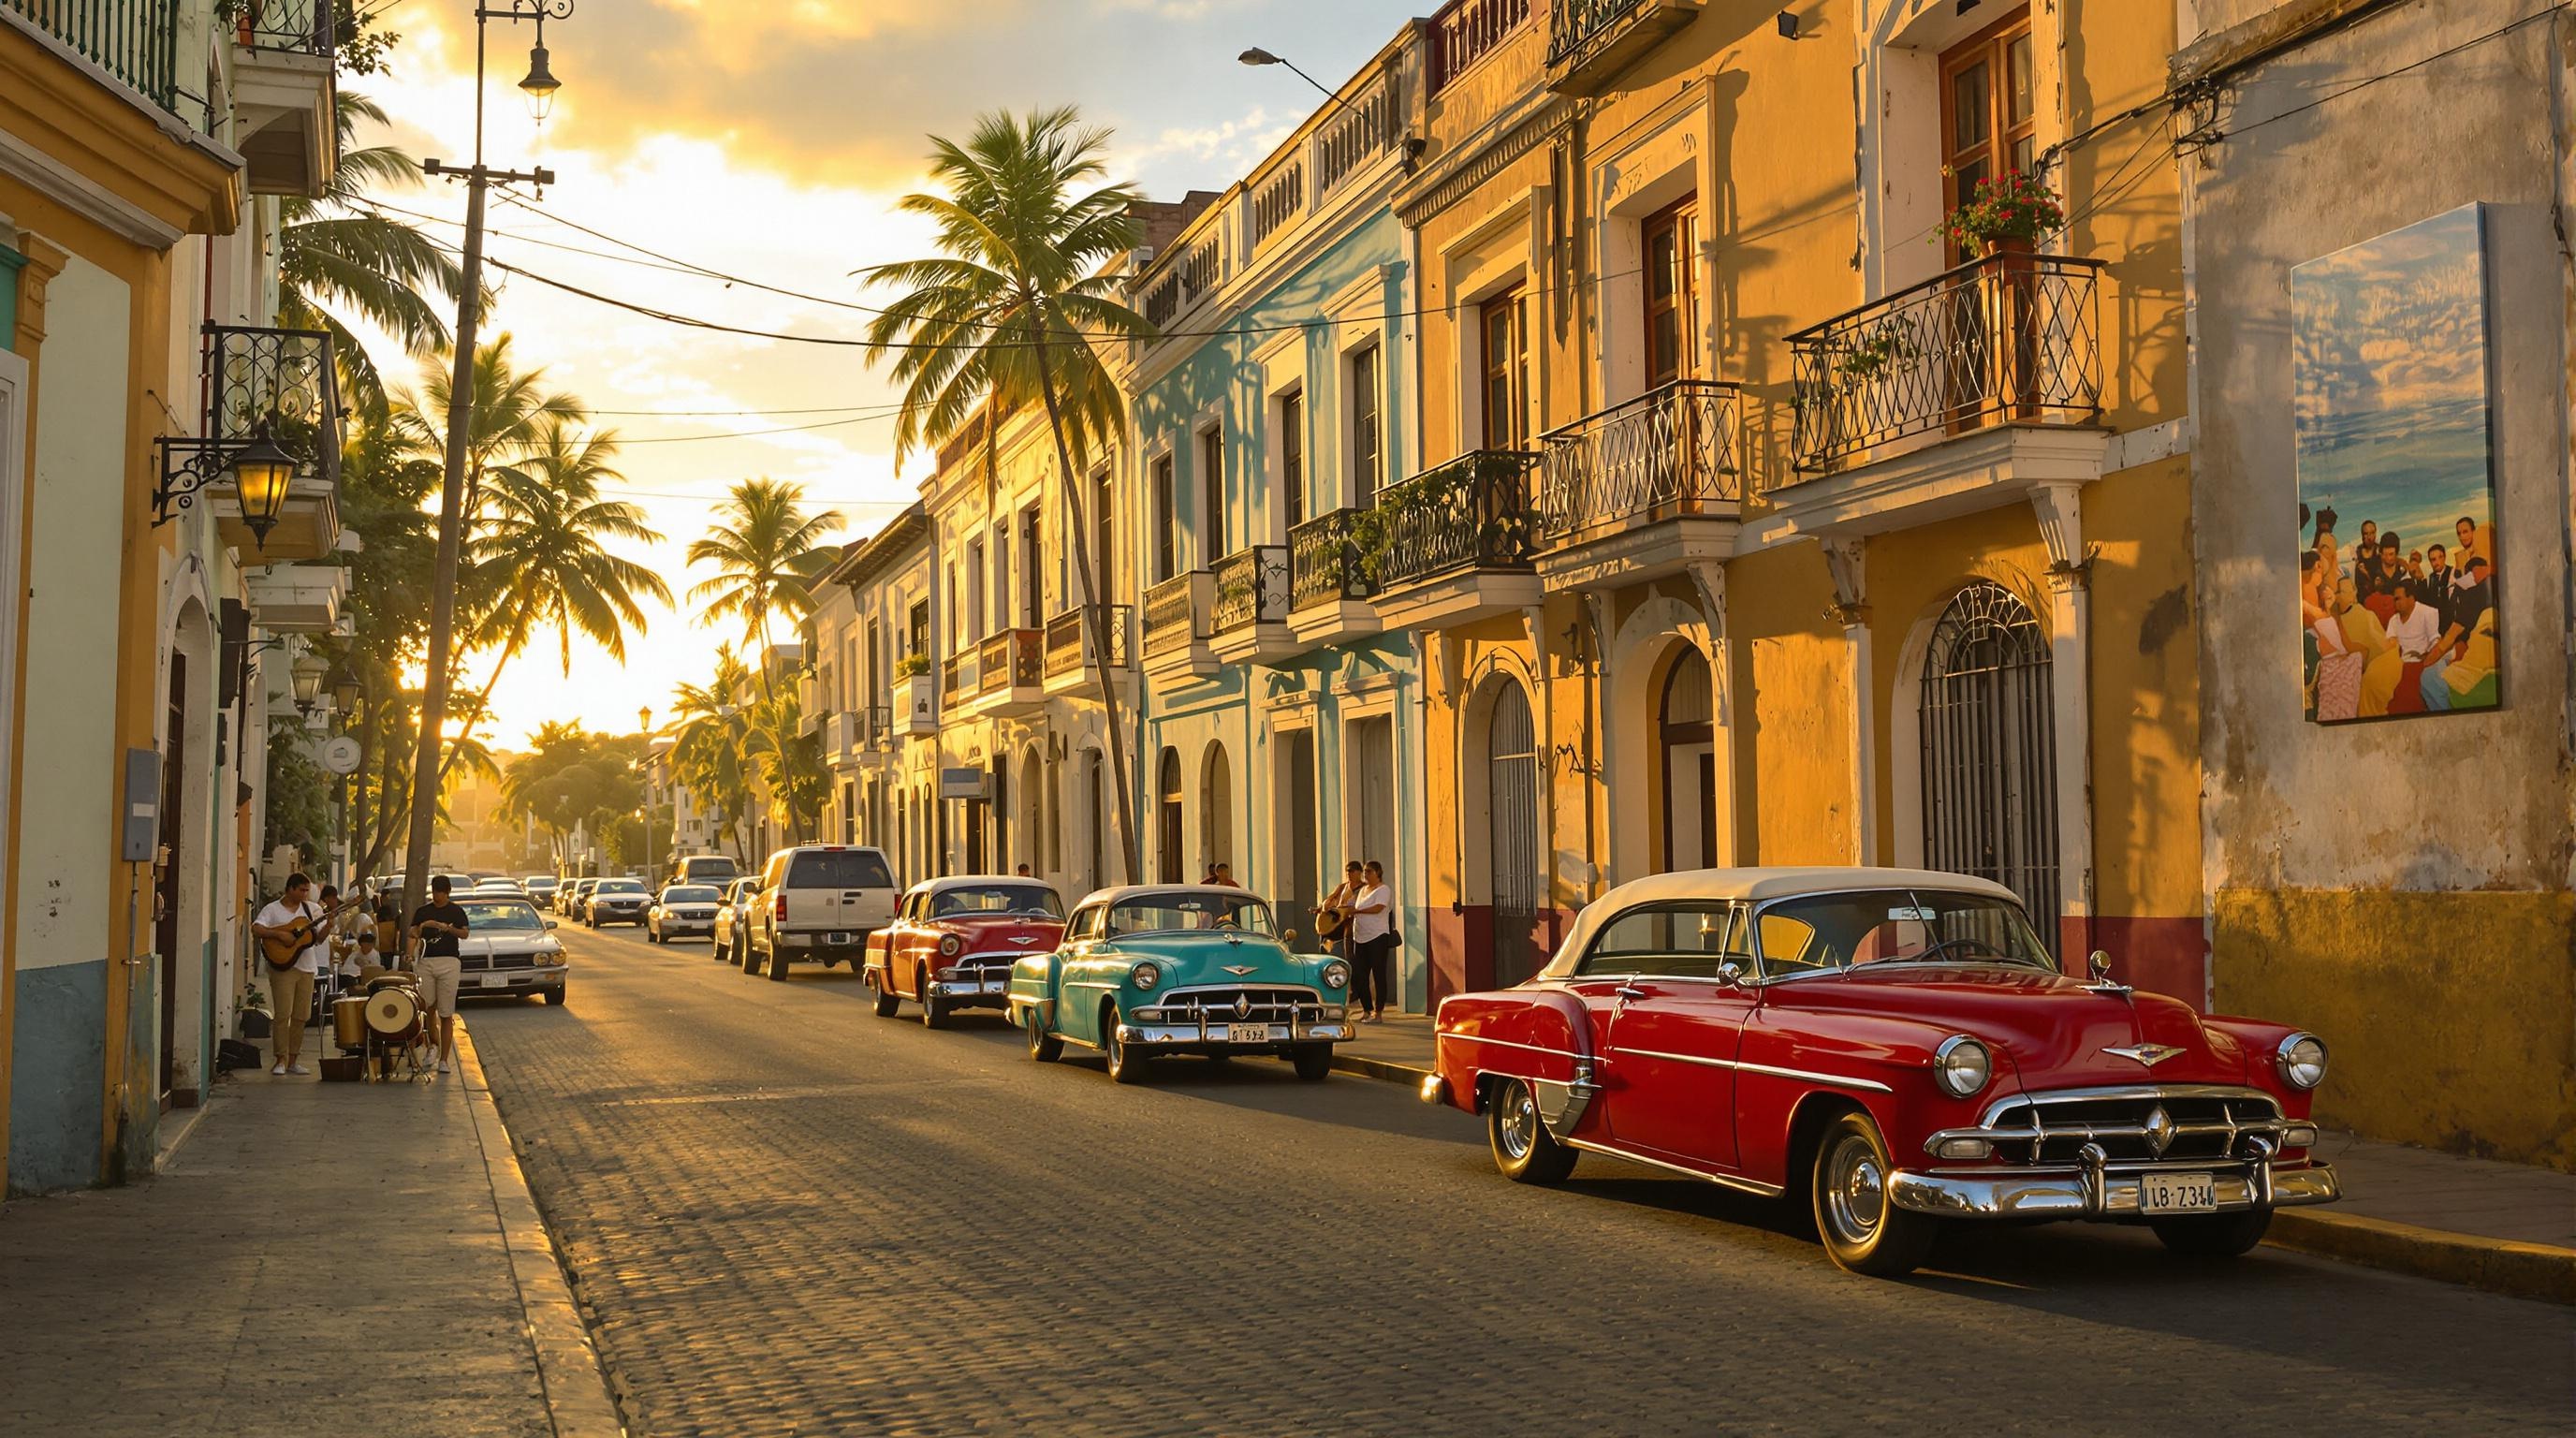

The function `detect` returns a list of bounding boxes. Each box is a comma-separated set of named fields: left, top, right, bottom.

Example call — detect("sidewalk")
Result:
left=1327, top=1013, right=2576, bottom=1302
left=0, top=1018, right=620, bottom=1438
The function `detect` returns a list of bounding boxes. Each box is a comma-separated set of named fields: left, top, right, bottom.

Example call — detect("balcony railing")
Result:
left=1209, top=545, right=1290, bottom=634
left=1537, top=379, right=1740, bottom=541
left=1374, top=450, right=1541, bottom=590
left=977, top=628, right=1042, bottom=695
left=1138, top=232, right=1223, bottom=330
left=1314, top=66, right=1402, bottom=198
left=1046, top=604, right=1133, bottom=679
left=1289, top=507, right=1374, bottom=609
left=1143, top=572, right=1207, bottom=658
left=1785, top=251, right=2104, bottom=476
left=8, top=0, right=180, bottom=110
left=942, top=652, right=969, bottom=705
left=207, top=323, right=343, bottom=493
left=234, top=0, right=335, bottom=56
left=1428, top=0, right=1531, bottom=95
left=1247, top=160, right=1304, bottom=252
left=856, top=703, right=891, bottom=746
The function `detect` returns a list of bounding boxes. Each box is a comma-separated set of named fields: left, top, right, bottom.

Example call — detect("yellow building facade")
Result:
left=1390, top=0, right=2203, bottom=1008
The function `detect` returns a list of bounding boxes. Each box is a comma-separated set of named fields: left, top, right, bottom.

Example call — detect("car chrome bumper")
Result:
left=928, top=976, right=1012, bottom=1005
left=1889, top=1157, right=2340, bottom=1220
left=1114, top=1020, right=1351, bottom=1048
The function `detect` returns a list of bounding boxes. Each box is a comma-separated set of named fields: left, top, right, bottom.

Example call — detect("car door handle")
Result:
left=1614, top=984, right=1647, bottom=1003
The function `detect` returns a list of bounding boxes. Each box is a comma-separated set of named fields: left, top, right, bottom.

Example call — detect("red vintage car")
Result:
left=1424, top=867, right=2339, bottom=1276
left=863, top=876, right=1067, bottom=1029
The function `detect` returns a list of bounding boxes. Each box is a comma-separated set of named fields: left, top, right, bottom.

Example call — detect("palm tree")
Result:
left=413, top=332, right=587, bottom=515
left=277, top=91, right=467, bottom=419
left=670, top=648, right=758, bottom=860
left=741, top=689, right=827, bottom=844
left=449, top=421, right=670, bottom=774
left=686, top=478, right=844, bottom=699
left=856, top=106, right=1155, bottom=882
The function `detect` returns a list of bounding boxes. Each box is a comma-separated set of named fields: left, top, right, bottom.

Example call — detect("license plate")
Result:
left=2139, top=1172, right=2217, bottom=1213
left=478, top=975, right=509, bottom=989
left=827, top=932, right=852, bottom=945
left=1225, top=1023, right=1270, bottom=1045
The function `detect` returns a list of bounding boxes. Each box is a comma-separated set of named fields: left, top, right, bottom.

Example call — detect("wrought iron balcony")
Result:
left=1537, top=379, right=1740, bottom=542
left=1373, top=449, right=1542, bottom=592
left=1546, top=0, right=1701, bottom=95
left=1785, top=252, right=2104, bottom=477
left=232, top=0, right=336, bottom=56
left=8, top=0, right=182, bottom=112
left=1209, top=545, right=1290, bottom=636
left=1046, top=604, right=1133, bottom=682
left=1289, top=507, right=1375, bottom=611
left=1143, top=571, right=1212, bottom=666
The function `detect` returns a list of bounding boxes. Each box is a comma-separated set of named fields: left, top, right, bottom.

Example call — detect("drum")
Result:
left=331, top=994, right=371, bottom=1050
left=363, top=986, right=421, bottom=1042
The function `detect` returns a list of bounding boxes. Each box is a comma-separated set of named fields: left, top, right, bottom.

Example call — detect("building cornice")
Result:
left=0, top=15, right=244, bottom=245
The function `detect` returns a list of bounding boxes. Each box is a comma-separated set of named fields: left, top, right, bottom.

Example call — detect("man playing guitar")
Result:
left=250, top=873, right=333, bottom=1076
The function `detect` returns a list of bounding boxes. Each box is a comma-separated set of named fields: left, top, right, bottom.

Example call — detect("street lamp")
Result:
left=290, top=651, right=329, bottom=709
left=520, top=37, right=562, bottom=119
left=1237, top=47, right=1346, bottom=112
left=149, top=419, right=300, bottom=543
left=333, top=674, right=363, bottom=716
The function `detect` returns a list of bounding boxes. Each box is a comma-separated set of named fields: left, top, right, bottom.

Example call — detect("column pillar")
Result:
left=1820, top=537, right=1875, bottom=865
left=1522, top=605, right=1558, bottom=924
left=2030, top=480, right=2095, bottom=955
left=1684, top=560, right=1741, bottom=867
left=1583, top=591, right=1615, bottom=891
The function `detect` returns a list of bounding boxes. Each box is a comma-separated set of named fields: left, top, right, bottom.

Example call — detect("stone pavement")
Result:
left=1325, top=1012, right=2576, bottom=1299
left=0, top=1015, right=617, bottom=1438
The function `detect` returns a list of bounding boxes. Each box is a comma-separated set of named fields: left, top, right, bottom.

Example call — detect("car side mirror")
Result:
left=1717, top=961, right=1748, bottom=989
left=545, top=920, right=558, bottom=930
left=2088, top=949, right=2112, bottom=981
left=1282, top=927, right=1300, bottom=945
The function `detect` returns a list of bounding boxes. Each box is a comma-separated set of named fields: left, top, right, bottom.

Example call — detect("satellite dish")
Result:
left=318, top=735, right=362, bottom=776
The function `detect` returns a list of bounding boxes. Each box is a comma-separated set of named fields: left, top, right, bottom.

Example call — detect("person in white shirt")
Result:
left=250, top=873, right=331, bottom=1076
left=2385, top=580, right=2443, bottom=662
left=1346, top=860, right=1396, bottom=1021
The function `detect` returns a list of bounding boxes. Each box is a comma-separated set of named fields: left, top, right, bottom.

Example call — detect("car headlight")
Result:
left=1129, top=961, right=1161, bottom=990
left=2276, top=1032, right=2327, bottom=1090
left=1933, top=1035, right=1991, bottom=1097
left=938, top=933, right=963, bottom=957
left=1321, top=960, right=1351, bottom=991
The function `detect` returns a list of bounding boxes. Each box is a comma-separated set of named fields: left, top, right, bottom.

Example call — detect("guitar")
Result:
left=259, top=897, right=351, bottom=971
left=1312, top=899, right=1350, bottom=941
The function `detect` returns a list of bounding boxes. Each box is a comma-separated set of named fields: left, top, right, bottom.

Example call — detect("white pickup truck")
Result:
left=742, top=844, right=900, bottom=981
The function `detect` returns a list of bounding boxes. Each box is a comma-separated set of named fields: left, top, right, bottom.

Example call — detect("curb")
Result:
left=2267, top=1209, right=2576, bottom=1306
left=1323, top=1049, right=2576, bottom=1305
left=456, top=1018, right=628, bottom=1438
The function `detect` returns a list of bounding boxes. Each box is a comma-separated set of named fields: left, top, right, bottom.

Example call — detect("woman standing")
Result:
left=1346, top=860, right=1396, bottom=1022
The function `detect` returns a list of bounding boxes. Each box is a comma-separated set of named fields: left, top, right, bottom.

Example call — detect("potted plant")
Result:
left=1936, top=170, right=2065, bottom=257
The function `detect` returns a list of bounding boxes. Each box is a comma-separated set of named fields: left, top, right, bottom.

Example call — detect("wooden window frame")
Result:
left=1198, top=424, right=1225, bottom=565
left=1349, top=343, right=1383, bottom=507
left=1938, top=6, right=2038, bottom=268
left=1641, top=197, right=1700, bottom=389
left=1151, top=451, right=1177, bottom=582
left=1479, top=286, right=1528, bottom=451
left=1279, top=388, right=1305, bottom=531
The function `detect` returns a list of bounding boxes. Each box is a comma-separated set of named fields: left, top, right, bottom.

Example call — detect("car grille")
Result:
left=459, top=952, right=545, bottom=972
left=1977, top=1088, right=2289, bottom=1166
left=1138, top=986, right=1325, bottom=1023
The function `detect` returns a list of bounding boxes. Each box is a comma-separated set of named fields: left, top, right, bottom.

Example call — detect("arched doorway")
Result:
left=1018, top=746, right=1044, bottom=875
left=1200, top=741, right=1234, bottom=881
left=1156, top=748, right=1184, bottom=883
left=1486, top=681, right=1542, bottom=986
left=1918, top=580, right=2060, bottom=948
left=1657, top=646, right=1717, bottom=873
left=1082, top=748, right=1107, bottom=890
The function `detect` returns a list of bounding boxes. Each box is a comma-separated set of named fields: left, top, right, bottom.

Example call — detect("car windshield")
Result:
left=663, top=886, right=721, bottom=902
left=784, top=849, right=893, bottom=888
left=596, top=880, right=645, bottom=895
left=929, top=884, right=1062, bottom=919
left=1751, top=889, right=2055, bottom=978
left=461, top=900, right=543, bottom=932
left=1104, top=891, right=1278, bottom=938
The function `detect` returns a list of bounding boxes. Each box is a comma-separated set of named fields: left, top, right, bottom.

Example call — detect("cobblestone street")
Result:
left=465, top=926, right=2576, bottom=1438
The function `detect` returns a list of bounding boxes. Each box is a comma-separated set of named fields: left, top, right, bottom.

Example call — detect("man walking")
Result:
left=250, top=873, right=330, bottom=1076
left=412, top=875, right=471, bottom=1077
left=1346, top=860, right=1396, bottom=1022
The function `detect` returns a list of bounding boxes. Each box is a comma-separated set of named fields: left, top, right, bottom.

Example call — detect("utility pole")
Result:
left=398, top=2, right=571, bottom=935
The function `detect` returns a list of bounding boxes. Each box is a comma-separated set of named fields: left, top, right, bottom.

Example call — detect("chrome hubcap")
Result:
left=1823, top=1135, right=1886, bottom=1240
left=1500, top=1085, right=1537, bottom=1161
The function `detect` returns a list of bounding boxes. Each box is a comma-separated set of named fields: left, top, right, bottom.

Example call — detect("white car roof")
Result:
left=1076, top=884, right=1268, bottom=908
left=1539, top=866, right=2027, bottom=979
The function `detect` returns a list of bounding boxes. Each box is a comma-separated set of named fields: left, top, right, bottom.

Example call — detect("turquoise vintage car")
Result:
left=1004, top=885, right=1353, bottom=1083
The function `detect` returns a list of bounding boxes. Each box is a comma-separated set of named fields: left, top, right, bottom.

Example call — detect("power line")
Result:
left=2188, top=1, right=2567, bottom=145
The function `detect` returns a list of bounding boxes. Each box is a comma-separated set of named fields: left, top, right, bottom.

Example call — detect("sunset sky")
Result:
left=353, top=0, right=1402, bottom=749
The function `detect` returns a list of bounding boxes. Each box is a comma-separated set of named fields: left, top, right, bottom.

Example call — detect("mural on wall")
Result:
left=2294, top=203, right=2500, bottom=725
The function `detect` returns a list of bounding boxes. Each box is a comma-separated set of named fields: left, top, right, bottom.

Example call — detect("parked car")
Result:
left=711, top=878, right=758, bottom=966
left=741, top=844, right=899, bottom=981
left=648, top=884, right=724, bottom=944
left=668, top=854, right=740, bottom=891
left=584, top=877, right=651, bottom=928
left=524, top=874, right=561, bottom=906
left=561, top=877, right=598, bottom=916
left=1423, top=867, right=2341, bottom=1277
left=453, top=894, right=568, bottom=1005
left=864, top=876, right=1066, bottom=1027
left=1006, top=886, right=1352, bottom=1082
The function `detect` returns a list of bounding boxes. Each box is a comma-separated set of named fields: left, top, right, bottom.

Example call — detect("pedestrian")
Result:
left=1211, top=862, right=1241, bottom=888
left=1314, top=860, right=1361, bottom=957
left=1015, top=862, right=1032, bottom=877
left=250, top=872, right=330, bottom=1076
left=1346, top=860, right=1396, bottom=1022
left=411, top=875, right=472, bottom=1077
